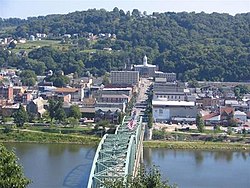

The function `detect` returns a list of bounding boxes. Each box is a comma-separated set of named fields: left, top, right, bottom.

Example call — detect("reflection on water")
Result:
left=194, top=151, right=204, bottom=165
left=4, top=143, right=96, bottom=188
left=144, top=148, right=249, bottom=166
left=144, top=148, right=250, bottom=188
left=4, top=143, right=250, bottom=188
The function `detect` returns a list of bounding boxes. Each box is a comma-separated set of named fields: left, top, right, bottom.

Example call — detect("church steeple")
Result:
left=143, top=55, right=148, bottom=66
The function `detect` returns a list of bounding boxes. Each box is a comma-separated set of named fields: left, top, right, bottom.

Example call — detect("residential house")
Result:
left=202, top=112, right=220, bottom=125
left=26, top=97, right=47, bottom=117
left=0, top=103, right=20, bottom=117
left=234, top=110, right=247, bottom=123
left=54, top=87, right=84, bottom=102
left=220, top=107, right=234, bottom=125
left=95, top=109, right=121, bottom=124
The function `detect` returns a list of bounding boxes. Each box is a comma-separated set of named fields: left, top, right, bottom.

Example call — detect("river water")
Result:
left=4, top=143, right=250, bottom=188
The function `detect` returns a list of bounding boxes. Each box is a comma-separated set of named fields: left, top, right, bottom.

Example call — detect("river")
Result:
left=4, top=143, right=250, bottom=188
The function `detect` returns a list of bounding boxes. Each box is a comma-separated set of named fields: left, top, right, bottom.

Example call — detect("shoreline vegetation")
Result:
left=1, top=130, right=250, bottom=151
left=0, top=130, right=101, bottom=145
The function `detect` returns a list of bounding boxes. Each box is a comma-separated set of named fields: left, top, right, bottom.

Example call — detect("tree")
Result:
left=56, top=108, right=66, bottom=122
left=47, top=99, right=65, bottom=122
left=19, top=70, right=37, bottom=86
left=196, top=114, right=204, bottom=133
left=106, top=166, right=175, bottom=188
left=0, top=144, right=31, bottom=188
left=66, top=117, right=79, bottom=128
left=46, top=74, right=70, bottom=87
left=69, top=105, right=81, bottom=120
left=102, top=74, right=110, bottom=86
left=13, top=105, right=28, bottom=127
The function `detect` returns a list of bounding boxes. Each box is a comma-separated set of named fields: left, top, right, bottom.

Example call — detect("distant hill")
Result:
left=0, top=8, right=250, bottom=81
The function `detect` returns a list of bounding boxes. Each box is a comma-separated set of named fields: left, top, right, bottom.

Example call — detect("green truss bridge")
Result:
left=87, top=115, right=144, bottom=188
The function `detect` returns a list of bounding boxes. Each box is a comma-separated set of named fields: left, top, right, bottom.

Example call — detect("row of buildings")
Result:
left=1, top=55, right=249, bottom=127
left=151, top=78, right=250, bottom=125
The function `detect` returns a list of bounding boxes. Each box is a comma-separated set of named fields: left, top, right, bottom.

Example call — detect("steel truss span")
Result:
left=87, top=116, right=143, bottom=188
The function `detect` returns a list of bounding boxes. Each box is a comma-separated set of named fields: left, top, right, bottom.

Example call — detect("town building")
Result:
left=111, top=71, right=139, bottom=86
left=234, top=110, right=247, bottom=123
left=54, top=87, right=84, bottom=102
left=152, top=100, right=197, bottom=123
left=26, top=97, right=47, bottom=117
left=154, top=71, right=176, bottom=82
left=153, top=82, right=190, bottom=101
left=134, top=55, right=157, bottom=77
left=0, top=86, right=13, bottom=101
left=196, top=96, right=220, bottom=109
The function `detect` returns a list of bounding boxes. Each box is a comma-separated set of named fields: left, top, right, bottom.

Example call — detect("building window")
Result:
left=159, top=109, right=163, bottom=116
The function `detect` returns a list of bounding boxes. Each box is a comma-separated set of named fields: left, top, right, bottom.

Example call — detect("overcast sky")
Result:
left=0, top=0, right=249, bottom=19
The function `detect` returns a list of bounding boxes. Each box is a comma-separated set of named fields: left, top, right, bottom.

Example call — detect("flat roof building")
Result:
left=111, top=71, right=139, bottom=86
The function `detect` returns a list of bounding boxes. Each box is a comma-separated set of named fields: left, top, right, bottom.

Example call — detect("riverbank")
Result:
left=0, top=130, right=100, bottom=145
left=144, top=141, right=250, bottom=151
left=1, top=129, right=250, bottom=151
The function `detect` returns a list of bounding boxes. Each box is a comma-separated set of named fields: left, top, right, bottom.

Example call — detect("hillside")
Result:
left=0, top=8, right=250, bottom=81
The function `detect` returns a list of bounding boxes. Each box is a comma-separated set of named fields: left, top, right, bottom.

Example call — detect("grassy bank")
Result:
left=0, top=130, right=101, bottom=145
left=144, top=141, right=250, bottom=151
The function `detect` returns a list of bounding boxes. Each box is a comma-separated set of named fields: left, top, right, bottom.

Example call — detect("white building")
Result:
left=154, top=71, right=176, bottom=82
left=152, top=100, right=197, bottom=122
left=134, top=55, right=157, bottom=77
left=234, top=110, right=247, bottom=123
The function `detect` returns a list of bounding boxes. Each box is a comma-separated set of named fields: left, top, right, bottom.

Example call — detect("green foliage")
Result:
left=3, top=125, right=12, bottom=133
left=213, top=125, right=221, bottom=134
left=152, top=130, right=166, bottom=140
left=19, top=70, right=37, bottom=86
left=102, top=73, right=110, bottom=86
left=13, top=105, right=28, bottom=127
left=1, top=10, right=250, bottom=81
left=66, top=117, right=79, bottom=128
left=68, top=105, right=81, bottom=120
left=47, top=99, right=65, bottom=122
left=234, top=85, right=250, bottom=100
left=227, top=126, right=232, bottom=135
left=196, top=114, right=205, bottom=133
left=97, top=120, right=110, bottom=129
left=45, top=72, right=70, bottom=87
left=0, top=144, right=31, bottom=188
left=106, top=166, right=175, bottom=188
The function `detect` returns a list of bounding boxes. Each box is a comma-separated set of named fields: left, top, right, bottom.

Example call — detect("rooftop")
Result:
left=152, top=100, right=195, bottom=107
left=54, top=87, right=78, bottom=93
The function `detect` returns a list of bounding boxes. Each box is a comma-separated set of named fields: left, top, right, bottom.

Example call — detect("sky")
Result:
left=0, top=0, right=249, bottom=19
